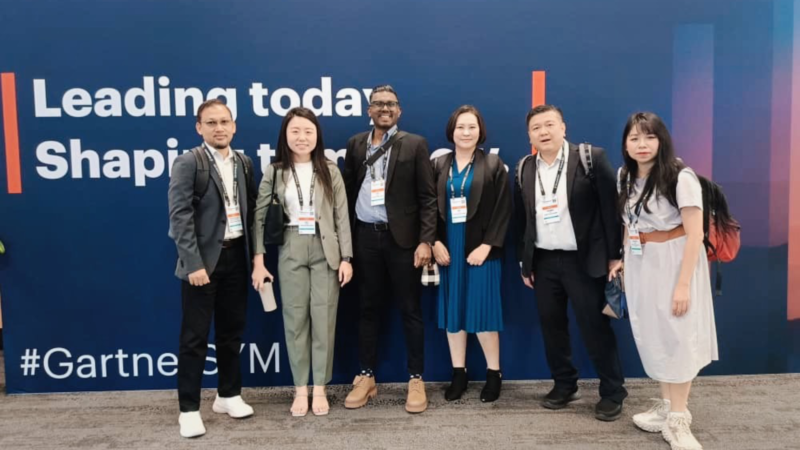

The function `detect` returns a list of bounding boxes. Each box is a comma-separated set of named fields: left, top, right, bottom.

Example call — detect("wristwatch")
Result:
left=341, top=257, right=353, bottom=263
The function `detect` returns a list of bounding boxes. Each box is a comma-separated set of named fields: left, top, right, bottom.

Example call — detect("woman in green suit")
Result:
left=252, top=107, right=353, bottom=417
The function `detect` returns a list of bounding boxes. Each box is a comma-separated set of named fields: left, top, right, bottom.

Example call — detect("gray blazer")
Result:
left=168, top=145, right=257, bottom=281
left=253, top=161, right=353, bottom=270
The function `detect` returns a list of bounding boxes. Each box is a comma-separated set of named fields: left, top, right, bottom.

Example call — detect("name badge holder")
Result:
left=371, top=179, right=386, bottom=206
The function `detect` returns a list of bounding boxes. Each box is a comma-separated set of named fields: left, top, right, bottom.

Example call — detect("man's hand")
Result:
left=413, top=243, right=432, bottom=268
left=521, top=272, right=535, bottom=289
left=188, top=268, right=210, bottom=286
left=608, top=259, right=623, bottom=282
left=432, top=241, right=451, bottom=266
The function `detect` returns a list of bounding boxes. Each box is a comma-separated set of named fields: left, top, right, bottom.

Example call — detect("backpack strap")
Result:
left=516, top=154, right=534, bottom=189
left=192, top=147, right=210, bottom=206
left=233, top=150, right=254, bottom=189
left=579, top=143, right=595, bottom=182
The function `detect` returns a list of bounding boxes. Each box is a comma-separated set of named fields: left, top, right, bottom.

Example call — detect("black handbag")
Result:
left=263, top=165, right=286, bottom=245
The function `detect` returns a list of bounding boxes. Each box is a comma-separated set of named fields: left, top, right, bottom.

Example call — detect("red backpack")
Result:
left=698, top=176, right=741, bottom=294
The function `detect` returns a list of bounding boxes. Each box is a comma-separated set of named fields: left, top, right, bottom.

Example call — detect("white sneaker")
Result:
left=212, top=395, right=254, bottom=419
left=662, top=412, right=703, bottom=450
left=178, top=411, right=206, bottom=438
left=633, top=399, right=693, bottom=433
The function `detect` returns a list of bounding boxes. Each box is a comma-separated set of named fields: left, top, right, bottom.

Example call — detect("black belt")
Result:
left=221, top=237, right=244, bottom=248
left=357, top=220, right=390, bottom=232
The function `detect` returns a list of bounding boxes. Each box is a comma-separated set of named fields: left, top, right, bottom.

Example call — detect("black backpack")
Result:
left=191, top=147, right=254, bottom=206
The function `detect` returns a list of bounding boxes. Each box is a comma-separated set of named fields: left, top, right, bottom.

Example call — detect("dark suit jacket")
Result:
left=168, top=144, right=258, bottom=280
left=514, top=142, right=621, bottom=279
left=342, top=130, right=437, bottom=249
left=433, top=149, right=511, bottom=260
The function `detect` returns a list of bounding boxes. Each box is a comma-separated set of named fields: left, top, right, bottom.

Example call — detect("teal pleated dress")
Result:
left=437, top=159, right=504, bottom=333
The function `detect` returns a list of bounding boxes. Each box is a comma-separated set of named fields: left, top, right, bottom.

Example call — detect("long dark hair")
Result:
left=617, top=112, right=685, bottom=215
left=275, top=107, right=333, bottom=201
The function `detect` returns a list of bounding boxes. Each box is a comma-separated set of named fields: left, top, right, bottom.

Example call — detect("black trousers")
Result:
left=178, top=239, right=248, bottom=412
left=534, top=249, right=627, bottom=403
left=354, top=222, right=425, bottom=375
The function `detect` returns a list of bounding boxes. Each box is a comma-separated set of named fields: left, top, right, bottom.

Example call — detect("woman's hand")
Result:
left=338, top=261, right=353, bottom=287
left=672, top=283, right=691, bottom=317
left=251, top=254, right=273, bottom=291
left=432, top=241, right=451, bottom=266
left=466, top=244, right=492, bottom=266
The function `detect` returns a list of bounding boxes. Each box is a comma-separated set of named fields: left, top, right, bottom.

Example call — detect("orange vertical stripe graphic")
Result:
left=532, top=71, right=546, bottom=108
left=1, top=72, right=22, bottom=194
left=531, top=71, right=546, bottom=154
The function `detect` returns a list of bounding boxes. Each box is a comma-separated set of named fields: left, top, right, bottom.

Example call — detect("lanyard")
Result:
left=536, top=146, right=566, bottom=198
left=203, top=144, right=238, bottom=206
left=449, top=153, right=475, bottom=198
left=625, top=173, right=647, bottom=227
left=290, top=165, right=317, bottom=209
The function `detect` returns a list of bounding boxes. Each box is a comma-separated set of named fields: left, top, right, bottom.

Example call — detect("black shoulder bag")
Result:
left=263, top=165, right=286, bottom=245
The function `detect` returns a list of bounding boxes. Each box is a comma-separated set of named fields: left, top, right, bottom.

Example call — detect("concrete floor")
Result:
left=1, top=352, right=799, bottom=450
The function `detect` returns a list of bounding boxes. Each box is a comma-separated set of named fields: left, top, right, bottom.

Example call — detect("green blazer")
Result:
left=253, top=160, right=353, bottom=270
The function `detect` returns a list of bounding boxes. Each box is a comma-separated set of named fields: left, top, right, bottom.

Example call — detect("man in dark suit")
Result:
left=515, top=104, right=627, bottom=421
left=342, top=85, right=437, bottom=413
left=168, top=99, right=258, bottom=438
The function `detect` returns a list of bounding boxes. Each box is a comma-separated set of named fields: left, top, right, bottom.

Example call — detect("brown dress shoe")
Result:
left=344, top=375, right=377, bottom=409
left=405, top=378, right=428, bottom=413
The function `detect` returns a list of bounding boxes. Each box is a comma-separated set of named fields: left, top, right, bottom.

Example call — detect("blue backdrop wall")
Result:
left=1, top=0, right=799, bottom=393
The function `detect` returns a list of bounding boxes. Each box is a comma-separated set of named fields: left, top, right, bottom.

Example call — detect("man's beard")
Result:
left=210, top=140, right=229, bottom=150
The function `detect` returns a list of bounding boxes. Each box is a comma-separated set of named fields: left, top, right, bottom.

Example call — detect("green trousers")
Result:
left=278, top=228, right=340, bottom=387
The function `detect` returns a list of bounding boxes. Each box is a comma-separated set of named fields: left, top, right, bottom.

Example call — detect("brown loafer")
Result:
left=405, top=378, right=428, bottom=413
left=344, top=375, right=377, bottom=409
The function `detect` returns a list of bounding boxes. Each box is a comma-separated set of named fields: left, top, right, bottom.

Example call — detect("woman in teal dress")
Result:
left=431, top=105, right=511, bottom=402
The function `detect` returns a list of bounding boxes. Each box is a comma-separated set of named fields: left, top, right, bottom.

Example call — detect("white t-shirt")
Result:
left=619, top=168, right=703, bottom=233
left=284, top=161, right=315, bottom=226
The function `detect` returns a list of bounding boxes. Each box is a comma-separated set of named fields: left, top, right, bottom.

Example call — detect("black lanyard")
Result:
left=449, top=153, right=475, bottom=198
left=290, top=165, right=317, bottom=209
left=536, top=146, right=566, bottom=198
left=203, top=144, right=238, bottom=206
left=625, top=173, right=647, bottom=227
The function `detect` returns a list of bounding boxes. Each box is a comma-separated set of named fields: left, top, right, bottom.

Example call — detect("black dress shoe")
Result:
left=444, top=368, right=468, bottom=401
left=480, top=369, right=502, bottom=402
left=541, top=387, right=581, bottom=410
left=594, top=398, right=623, bottom=421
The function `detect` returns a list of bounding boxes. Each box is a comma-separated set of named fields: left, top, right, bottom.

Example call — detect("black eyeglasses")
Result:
left=369, top=101, right=399, bottom=109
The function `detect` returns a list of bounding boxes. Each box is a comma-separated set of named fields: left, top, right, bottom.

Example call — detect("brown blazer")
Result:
left=432, top=149, right=511, bottom=260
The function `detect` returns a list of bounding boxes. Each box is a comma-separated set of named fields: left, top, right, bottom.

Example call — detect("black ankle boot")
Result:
left=444, top=368, right=468, bottom=401
left=481, top=369, right=502, bottom=402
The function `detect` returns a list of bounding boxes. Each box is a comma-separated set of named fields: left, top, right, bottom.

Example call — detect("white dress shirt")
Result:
left=534, top=140, right=578, bottom=251
left=206, top=143, right=243, bottom=240
left=283, top=161, right=315, bottom=225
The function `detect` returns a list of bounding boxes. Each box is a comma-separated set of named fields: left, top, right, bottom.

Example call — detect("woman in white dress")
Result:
left=608, top=112, right=718, bottom=450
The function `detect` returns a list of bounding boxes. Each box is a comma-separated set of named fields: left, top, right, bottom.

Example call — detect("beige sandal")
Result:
left=312, top=393, right=330, bottom=416
left=290, top=393, right=309, bottom=417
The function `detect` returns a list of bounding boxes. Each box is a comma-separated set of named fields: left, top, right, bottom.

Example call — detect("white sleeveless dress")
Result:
left=620, top=168, right=719, bottom=383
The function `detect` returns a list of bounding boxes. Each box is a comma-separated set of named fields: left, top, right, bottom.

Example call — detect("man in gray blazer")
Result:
left=168, top=99, right=258, bottom=438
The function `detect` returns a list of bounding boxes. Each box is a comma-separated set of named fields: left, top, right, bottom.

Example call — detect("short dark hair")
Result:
left=526, top=104, right=564, bottom=127
left=369, top=84, right=400, bottom=103
left=445, top=105, right=487, bottom=145
left=196, top=99, right=233, bottom=123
